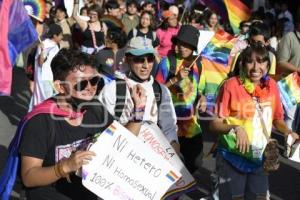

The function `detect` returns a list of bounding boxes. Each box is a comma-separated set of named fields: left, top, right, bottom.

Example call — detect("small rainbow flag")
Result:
left=278, top=72, right=300, bottom=113
left=201, top=29, right=237, bottom=65
left=105, top=124, right=116, bottom=136
left=166, top=171, right=179, bottom=182
left=224, top=0, right=251, bottom=34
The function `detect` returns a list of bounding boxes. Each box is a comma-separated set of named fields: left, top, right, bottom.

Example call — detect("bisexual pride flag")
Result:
left=0, top=0, right=38, bottom=95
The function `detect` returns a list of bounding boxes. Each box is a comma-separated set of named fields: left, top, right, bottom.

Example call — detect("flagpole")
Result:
left=179, top=6, right=187, bottom=24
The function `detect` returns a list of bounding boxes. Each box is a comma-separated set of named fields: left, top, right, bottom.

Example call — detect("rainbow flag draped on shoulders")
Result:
left=200, top=29, right=237, bottom=111
left=0, top=0, right=38, bottom=95
left=278, top=72, right=300, bottom=113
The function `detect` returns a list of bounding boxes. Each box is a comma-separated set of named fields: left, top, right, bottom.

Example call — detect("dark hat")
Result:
left=172, top=25, right=200, bottom=50
left=47, top=24, right=63, bottom=37
left=295, top=14, right=300, bottom=24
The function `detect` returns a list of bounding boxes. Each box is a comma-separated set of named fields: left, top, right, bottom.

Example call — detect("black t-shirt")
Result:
left=19, top=102, right=114, bottom=200
left=127, top=28, right=159, bottom=47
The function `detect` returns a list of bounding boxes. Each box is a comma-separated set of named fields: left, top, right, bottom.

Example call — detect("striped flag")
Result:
left=199, top=0, right=251, bottom=34
left=0, top=0, right=38, bottom=95
left=224, top=0, right=251, bottom=34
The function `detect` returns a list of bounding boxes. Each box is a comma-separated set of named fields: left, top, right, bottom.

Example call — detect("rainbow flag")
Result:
left=224, top=0, right=251, bottom=34
left=105, top=124, right=117, bottom=136
left=165, top=171, right=179, bottom=183
left=278, top=72, right=300, bottom=113
left=0, top=0, right=38, bottom=95
left=199, top=0, right=251, bottom=34
left=200, top=30, right=236, bottom=110
left=201, top=29, right=236, bottom=65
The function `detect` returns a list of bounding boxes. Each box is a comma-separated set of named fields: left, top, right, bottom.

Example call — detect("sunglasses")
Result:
left=73, top=76, right=100, bottom=91
left=132, top=55, right=155, bottom=64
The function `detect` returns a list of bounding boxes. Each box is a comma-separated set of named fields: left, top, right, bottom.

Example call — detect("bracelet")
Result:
left=57, top=161, right=71, bottom=183
left=134, top=107, right=145, bottom=113
left=54, top=164, right=61, bottom=178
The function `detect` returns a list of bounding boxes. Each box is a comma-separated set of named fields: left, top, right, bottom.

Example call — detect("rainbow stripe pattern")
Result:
left=105, top=124, right=116, bottom=136
left=166, top=171, right=179, bottom=183
left=216, top=77, right=283, bottom=172
left=155, top=57, right=203, bottom=138
left=224, top=0, right=251, bottom=34
left=200, top=30, right=237, bottom=110
left=201, top=29, right=236, bottom=65
left=22, top=0, right=46, bottom=21
left=278, top=72, right=300, bottom=113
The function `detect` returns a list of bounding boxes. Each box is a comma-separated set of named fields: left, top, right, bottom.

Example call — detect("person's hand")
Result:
left=235, top=126, right=250, bottom=154
left=196, top=94, right=206, bottom=113
left=131, top=84, right=147, bottom=110
left=171, top=141, right=180, bottom=155
left=287, top=131, right=300, bottom=142
left=176, top=67, right=190, bottom=81
left=62, top=150, right=96, bottom=173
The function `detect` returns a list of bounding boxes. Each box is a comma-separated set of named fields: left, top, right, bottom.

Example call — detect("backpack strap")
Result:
left=114, top=78, right=127, bottom=119
left=114, top=78, right=163, bottom=120
left=152, top=31, right=156, bottom=41
left=152, top=80, right=162, bottom=109
left=133, top=28, right=137, bottom=37
left=167, top=54, right=177, bottom=79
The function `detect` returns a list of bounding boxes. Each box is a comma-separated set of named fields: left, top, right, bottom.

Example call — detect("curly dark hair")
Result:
left=106, top=28, right=128, bottom=48
left=51, top=49, right=96, bottom=81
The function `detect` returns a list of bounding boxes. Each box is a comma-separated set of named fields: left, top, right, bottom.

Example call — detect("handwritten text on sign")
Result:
left=82, top=121, right=181, bottom=200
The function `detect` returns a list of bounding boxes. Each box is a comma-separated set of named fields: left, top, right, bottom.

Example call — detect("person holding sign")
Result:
left=99, top=37, right=180, bottom=153
left=14, top=49, right=147, bottom=200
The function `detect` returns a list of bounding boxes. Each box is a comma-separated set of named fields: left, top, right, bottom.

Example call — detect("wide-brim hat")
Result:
left=172, top=25, right=200, bottom=50
left=125, top=37, right=155, bottom=56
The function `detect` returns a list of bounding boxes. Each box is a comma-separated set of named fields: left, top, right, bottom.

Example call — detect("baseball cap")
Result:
left=125, top=37, right=155, bottom=56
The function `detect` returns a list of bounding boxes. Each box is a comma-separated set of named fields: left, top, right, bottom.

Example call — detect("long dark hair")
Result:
left=138, top=11, right=155, bottom=30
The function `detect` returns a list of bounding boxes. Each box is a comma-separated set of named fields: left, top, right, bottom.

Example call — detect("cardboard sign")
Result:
left=138, top=123, right=197, bottom=199
left=82, top=121, right=182, bottom=200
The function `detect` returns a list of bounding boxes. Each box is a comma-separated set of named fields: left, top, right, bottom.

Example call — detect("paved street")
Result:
left=0, top=68, right=299, bottom=200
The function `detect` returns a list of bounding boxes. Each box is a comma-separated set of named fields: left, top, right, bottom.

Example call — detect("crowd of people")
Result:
left=1, top=0, right=300, bottom=200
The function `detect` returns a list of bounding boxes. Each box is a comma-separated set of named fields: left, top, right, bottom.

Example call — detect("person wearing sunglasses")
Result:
left=99, top=37, right=180, bottom=153
left=12, top=49, right=147, bottom=200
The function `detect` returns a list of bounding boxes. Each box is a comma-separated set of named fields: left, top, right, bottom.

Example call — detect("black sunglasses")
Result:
left=73, top=76, right=100, bottom=91
left=132, top=55, right=155, bottom=64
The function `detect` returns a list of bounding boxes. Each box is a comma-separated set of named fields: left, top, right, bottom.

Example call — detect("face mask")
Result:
left=66, top=96, right=93, bottom=111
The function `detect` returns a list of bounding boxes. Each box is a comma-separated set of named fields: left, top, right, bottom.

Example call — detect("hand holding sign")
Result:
left=82, top=121, right=181, bottom=200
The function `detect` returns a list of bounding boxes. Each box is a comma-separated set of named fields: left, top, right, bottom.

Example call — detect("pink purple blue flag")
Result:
left=0, top=0, right=38, bottom=95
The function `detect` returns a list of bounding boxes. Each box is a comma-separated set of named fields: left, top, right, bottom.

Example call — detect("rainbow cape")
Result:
left=155, top=57, right=203, bottom=137
left=278, top=72, right=300, bottom=113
